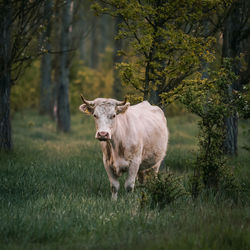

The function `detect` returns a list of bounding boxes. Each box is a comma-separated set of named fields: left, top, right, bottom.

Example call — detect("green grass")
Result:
left=0, top=111, right=249, bottom=250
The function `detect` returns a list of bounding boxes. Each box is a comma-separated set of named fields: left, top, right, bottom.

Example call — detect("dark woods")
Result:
left=0, top=1, right=249, bottom=166
left=0, top=0, right=47, bottom=151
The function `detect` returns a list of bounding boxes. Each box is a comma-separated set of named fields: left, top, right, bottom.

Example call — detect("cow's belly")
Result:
left=140, top=140, right=167, bottom=170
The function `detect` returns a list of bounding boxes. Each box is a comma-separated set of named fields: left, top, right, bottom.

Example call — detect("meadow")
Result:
left=0, top=111, right=249, bottom=250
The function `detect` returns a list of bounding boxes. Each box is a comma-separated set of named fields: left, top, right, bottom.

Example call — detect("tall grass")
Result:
left=0, top=111, right=249, bottom=250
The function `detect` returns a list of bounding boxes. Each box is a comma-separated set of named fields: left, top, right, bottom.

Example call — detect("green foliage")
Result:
left=242, top=128, right=250, bottom=152
left=187, top=171, right=204, bottom=199
left=140, top=172, right=189, bottom=209
left=218, top=165, right=242, bottom=198
left=162, top=59, right=247, bottom=197
left=10, top=49, right=115, bottom=115
left=235, top=83, right=250, bottom=120
left=166, top=101, right=188, bottom=116
left=11, top=60, right=40, bottom=113
left=70, top=71, right=113, bottom=112
left=93, top=0, right=223, bottom=103
left=69, top=60, right=113, bottom=113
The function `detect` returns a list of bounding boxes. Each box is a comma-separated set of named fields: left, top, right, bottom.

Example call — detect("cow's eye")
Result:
left=112, top=114, right=116, bottom=119
left=93, top=114, right=98, bottom=119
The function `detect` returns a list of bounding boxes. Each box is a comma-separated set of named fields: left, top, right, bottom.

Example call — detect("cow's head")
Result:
left=79, top=96, right=130, bottom=141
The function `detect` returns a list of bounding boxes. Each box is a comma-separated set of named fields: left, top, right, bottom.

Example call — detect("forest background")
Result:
left=0, top=0, right=250, bottom=249
left=0, top=0, right=249, bottom=152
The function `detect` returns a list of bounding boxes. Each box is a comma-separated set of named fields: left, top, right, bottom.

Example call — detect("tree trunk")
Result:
left=149, top=90, right=160, bottom=106
left=148, top=7, right=166, bottom=107
left=56, top=0, right=72, bottom=132
left=40, top=0, right=53, bottom=116
left=222, top=1, right=242, bottom=155
left=90, top=16, right=99, bottom=69
left=0, top=2, right=12, bottom=151
left=100, top=15, right=108, bottom=54
left=52, top=55, right=60, bottom=120
left=113, top=16, right=123, bottom=100
left=224, top=109, right=238, bottom=155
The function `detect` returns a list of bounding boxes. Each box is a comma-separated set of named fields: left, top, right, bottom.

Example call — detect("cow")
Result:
left=79, top=96, right=169, bottom=200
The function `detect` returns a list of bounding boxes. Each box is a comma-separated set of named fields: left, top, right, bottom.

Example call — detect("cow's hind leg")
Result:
left=138, top=161, right=162, bottom=184
left=152, top=160, right=162, bottom=175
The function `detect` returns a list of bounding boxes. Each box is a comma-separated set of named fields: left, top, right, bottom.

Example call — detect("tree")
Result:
left=93, top=0, right=218, bottom=106
left=221, top=0, right=250, bottom=155
left=77, top=0, right=94, bottom=63
left=90, top=15, right=99, bottom=69
left=56, top=0, right=73, bottom=132
left=0, top=0, right=47, bottom=151
left=40, top=0, right=53, bottom=116
left=49, top=0, right=90, bottom=125
left=99, top=15, right=109, bottom=54
left=113, top=15, right=123, bottom=99
left=0, top=0, right=12, bottom=151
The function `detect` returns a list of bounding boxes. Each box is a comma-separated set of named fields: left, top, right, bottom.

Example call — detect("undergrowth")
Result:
left=0, top=111, right=249, bottom=250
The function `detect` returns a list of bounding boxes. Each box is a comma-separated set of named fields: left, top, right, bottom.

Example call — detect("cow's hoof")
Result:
left=126, top=186, right=133, bottom=192
left=111, top=195, right=117, bottom=201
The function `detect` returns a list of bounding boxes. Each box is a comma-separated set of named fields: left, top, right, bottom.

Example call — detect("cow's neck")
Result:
left=111, top=114, right=128, bottom=153
left=107, top=132, right=125, bottom=161
left=102, top=115, right=129, bottom=173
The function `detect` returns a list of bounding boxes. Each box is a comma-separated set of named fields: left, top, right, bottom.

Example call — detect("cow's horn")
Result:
left=80, top=95, right=95, bottom=106
left=116, top=97, right=127, bottom=106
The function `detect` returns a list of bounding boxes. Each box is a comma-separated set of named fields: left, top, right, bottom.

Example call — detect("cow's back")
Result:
left=124, top=101, right=168, bottom=168
left=128, top=101, right=167, bottom=137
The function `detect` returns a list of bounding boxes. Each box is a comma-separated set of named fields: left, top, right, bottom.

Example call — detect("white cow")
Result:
left=79, top=97, right=169, bottom=200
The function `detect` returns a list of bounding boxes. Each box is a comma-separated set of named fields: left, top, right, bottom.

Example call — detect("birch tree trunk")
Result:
left=0, top=1, right=12, bottom=151
left=56, top=0, right=72, bottom=132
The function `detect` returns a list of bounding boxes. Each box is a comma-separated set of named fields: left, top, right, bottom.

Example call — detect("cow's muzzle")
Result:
left=96, top=131, right=110, bottom=141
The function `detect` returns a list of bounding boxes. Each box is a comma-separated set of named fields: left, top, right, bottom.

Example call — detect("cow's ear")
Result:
left=79, top=104, right=94, bottom=115
left=116, top=103, right=130, bottom=115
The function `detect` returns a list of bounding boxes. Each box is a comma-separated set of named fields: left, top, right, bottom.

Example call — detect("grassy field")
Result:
left=0, top=111, right=249, bottom=250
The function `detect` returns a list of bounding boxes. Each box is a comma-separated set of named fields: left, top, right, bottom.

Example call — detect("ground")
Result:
left=0, top=111, right=249, bottom=250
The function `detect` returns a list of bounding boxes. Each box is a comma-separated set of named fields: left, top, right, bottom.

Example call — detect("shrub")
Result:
left=69, top=54, right=113, bottom=113
left=140, top=171, right=189, bottom=209
left=163, top=59, right=248, bottom=198
left=11, top=60, right=40, bottom=113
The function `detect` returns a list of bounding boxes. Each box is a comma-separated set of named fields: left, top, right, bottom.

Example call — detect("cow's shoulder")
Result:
left=130, top=101, right=164, bottom=116
left=132, top=101, right=151, bottom=109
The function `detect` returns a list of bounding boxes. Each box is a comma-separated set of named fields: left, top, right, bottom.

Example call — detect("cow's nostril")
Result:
left=98, top=131, right=109, bottom=137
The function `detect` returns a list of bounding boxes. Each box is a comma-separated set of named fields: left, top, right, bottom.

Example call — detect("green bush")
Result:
left=140, top=171, right=189, bottom=209
left=163, top=59, right=248, bottom=199
left=69, top=54, right=113, bottom=113
left=188, top=162, right=245, bottom=203
left=11, top=60, right=40, bottom=113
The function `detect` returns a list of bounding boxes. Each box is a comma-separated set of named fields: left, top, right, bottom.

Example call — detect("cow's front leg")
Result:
left=125, top=161, right=140, bottom=192
left=104, top=165, right=120, bottom=200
